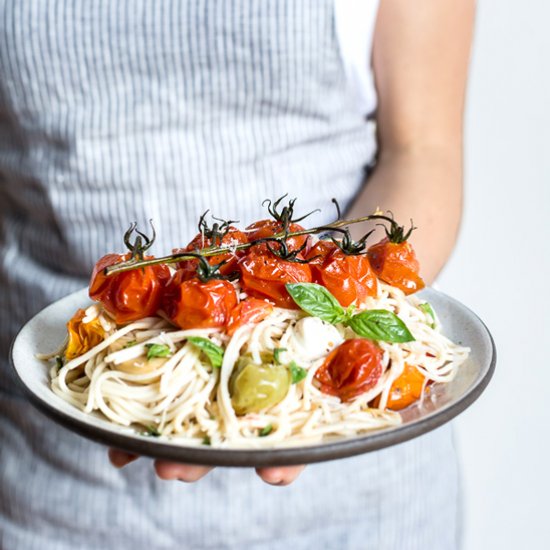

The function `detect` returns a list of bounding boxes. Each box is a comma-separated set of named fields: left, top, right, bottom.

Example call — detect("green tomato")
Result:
left=229, top=357, right=291, bottom=415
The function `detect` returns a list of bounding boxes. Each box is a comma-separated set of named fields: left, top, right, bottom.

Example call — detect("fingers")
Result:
left=108, top=449, right=212, bottom=483
left=108, top=448, right=139, bottom=468
left=255, top=465, right=305, bottom=486
left=154, top=461, right=213, bottom=483
left=108, top=449, right=303, bottom=486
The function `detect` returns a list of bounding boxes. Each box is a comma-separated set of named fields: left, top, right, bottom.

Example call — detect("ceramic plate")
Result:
left=10, top=288, right=495, bottom=467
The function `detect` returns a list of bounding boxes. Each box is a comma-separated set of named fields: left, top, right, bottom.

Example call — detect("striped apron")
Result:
left=0, top=1, right=460, bottom=548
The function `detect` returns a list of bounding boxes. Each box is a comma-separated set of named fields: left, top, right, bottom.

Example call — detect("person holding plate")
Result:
left=0, top=0, right=474, bottom=548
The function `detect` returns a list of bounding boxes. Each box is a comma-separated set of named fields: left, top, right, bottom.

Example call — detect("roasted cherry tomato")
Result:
left=384, top=363, right=426, bottom=410
left=245, top=220, right=307, bottom=252
left=315, top=339, right=383, bottom=402
left=366, top=237, right=424, bottom=295
left=239, top=249, right=312, bottom=308
left=173, top=226, right=248, bottom=279
left=306, top=240, right=378, bottom=307
left=65, top=309, right=105, bottom=360
left=162, top=272, right=238, bottom=329
left=246, top=195, right=310, bottom=251
left=226, top=297, right=274, bottom=336
left=89, top=254, right=171, bottom=324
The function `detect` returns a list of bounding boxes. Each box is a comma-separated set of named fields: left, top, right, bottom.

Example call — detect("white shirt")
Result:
left=335, top=0, right=380, bottom=115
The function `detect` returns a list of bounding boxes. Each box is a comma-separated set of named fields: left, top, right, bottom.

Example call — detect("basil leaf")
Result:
left=259, top=424, right=273, bottom=437
left=273, top=348, right=287, bottom=365
left=188, top=337, right=224, bottom=368
left=145, top=343, right=172, bottom=360
left=348, top=309, right=415, bottom=343
left=289, top=361, right=307, bottom=384
left=285, top=283, right=345, bottom=324
left=419, top=302, right=436, bottom=329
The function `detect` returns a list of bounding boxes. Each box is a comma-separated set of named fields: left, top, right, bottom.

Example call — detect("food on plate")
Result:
left=41, top=198, right=469, bottom=448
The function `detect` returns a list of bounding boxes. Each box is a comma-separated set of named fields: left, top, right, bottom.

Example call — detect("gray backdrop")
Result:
left=438, top=0, right=549, bottom=548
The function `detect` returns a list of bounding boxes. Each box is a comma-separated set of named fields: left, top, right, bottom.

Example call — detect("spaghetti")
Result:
left=46, top=282, right=469, bottom=449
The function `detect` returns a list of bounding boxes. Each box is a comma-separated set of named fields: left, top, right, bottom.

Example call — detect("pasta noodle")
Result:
left=48, top=283, right=469, bottom=449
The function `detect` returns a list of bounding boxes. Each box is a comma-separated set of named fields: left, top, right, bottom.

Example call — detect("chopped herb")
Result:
left=124, top=340, right=137, bottom=348
left=419, top=302, right=436, bottom=329
left=289, top=361, right=307, bottom=384
left=273, top=348, right=287, bottom=364
left=55, top=356, right=64, bottom=370
left=145, top=343, right=172, bottom=360
left=144, top=425, right=161, bottom=437
left=259, top=424, right=273, bottom=437
left=202, top=436, right=211, bottom=446
left=188, top=337, right=224, bottom=368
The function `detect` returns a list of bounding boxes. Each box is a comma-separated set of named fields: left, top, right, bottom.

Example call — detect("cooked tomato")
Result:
left=245, top=220, right=308, bottom=252
left=239, top=249, right=312, bottom=308
left=89, top=254, right=171, bottom=324
left=65, top=309, right=106, bottom=360
left=366, top=238, right=425, bottom=295
left=226, top=298, right=274, bottom=336
left=306, top=240, right=378, bottom=307
left=384, top=363, right=426, bottom=410
left=315, top=339, right=383, bottom=402
left=173, top=226, right=248, bottom=280
left=162, top=272, right=238, bottom=329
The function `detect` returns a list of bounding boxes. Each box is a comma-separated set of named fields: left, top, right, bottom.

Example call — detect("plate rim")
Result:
left=9, top=287, right=496, bottom=467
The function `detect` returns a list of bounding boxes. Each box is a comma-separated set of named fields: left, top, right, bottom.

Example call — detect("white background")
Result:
left=437, top=0, right=549, bottom=548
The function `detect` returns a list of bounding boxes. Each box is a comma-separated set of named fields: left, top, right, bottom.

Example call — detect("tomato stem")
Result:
left=123, top=220, right=156, bottom=260
left=104, top=213, right=412, bottom=276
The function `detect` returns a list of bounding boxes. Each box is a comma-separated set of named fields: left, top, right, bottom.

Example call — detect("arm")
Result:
left=348, top=0, right=476, bottom=283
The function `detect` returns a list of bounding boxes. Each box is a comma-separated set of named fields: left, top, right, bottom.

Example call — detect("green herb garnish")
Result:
left=285, top=283, right=346, bottom=324
left=419, top=302, right=436, bottom=329
left=145, top=343, right=172, bottom=360
left=202, top=436, right=211, bottom=446
left=289, top=361, right=307, bottom=384
left=347, top=310, right=415, bottom=343
left=188, top=337, right=224, bottom=368
left=55, top=356, right=64, bottom=370
left=286, top=282, right=415, bottom=344
left=124, top=340, right=137, bottom=348
left=144, top=425, right=161, bottom=437
left=259, top=424, right=273, bottom=437
left=273, top=348, right=287, bottom=364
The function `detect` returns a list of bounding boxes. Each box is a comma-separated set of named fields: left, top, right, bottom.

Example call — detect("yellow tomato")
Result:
left=65, top=309, right=105, bottom=360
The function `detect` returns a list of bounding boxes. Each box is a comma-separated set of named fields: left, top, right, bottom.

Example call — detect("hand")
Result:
left=108, top=449, right=305, bottom=486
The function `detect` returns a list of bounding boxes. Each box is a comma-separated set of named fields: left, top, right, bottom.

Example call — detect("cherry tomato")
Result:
left=315, top=339, right=383, bottom=402
left=89, top=254, right=171, bottom=324
left=173, top=226, right=248, bottom=279
left=226, top=298, right=274, bottom=336
left=239, top=249, right=312, bottom=308
left=306, top=240, right=378, bottom=307
left=384, top=363, right=426, bottom=410
left=162, top=272, right=238, bottom=329
left=65, top=309, right=106, bottom=360
left=245, top=220, right=307, bottom=252
left=366, top=237, right=425, bottom=295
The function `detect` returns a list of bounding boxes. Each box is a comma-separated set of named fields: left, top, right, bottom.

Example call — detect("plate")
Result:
left=10, top=287, right=496, bottom=467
